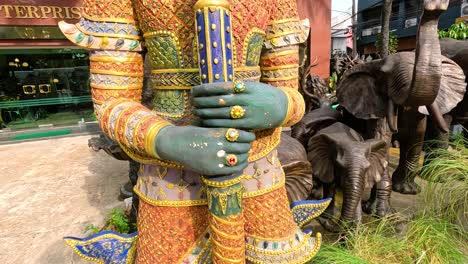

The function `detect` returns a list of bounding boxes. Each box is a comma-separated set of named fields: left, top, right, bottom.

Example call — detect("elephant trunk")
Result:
left=427, top=102, right=449, bottom=133
left=405, top=6, right=443, bottom=106
left=387, top=98, right=398, bottom=133
left=341, top=164, right=366, bottom=222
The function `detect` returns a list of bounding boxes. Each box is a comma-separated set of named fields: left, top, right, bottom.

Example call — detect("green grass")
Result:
left=84, top=208, right=135, bottom=235
left=313, top=214, right=467, bottom=264
left=405, top=216, right=467, bottom=263
left=420, top=135, right=468, bottom=225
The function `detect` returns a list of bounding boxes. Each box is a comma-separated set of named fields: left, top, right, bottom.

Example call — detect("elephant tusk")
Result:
left=387, top=99, right=398, bottom=133
left=427, top=103, right=449, bottom=133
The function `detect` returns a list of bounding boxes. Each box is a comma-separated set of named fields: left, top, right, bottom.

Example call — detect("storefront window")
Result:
left=0, top=48, right=93, bottom=130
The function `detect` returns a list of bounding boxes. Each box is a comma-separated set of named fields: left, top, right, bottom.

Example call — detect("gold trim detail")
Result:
left=277, top=87, right=305, bottom=127
left=280, top=88, right=293, bottom=127
left=234, top=66, right=261, bottom=73
left=90, top=69, right=143, bottom=77
left=220, top=8, right=228, bottom=82
left=151, top=85, right=192, bottom=90
left=261, top=64, right=299, bottom=71
left=293, top=203, right=331, bottom=228
left=145, top=122, right=172, bottom=159
left=193, top=0, right=231, bottom=10
left=260, top=49, right=297, bottom=60
left=246, top=233, right=310, bottom=255
left=266, top=30, right=304, bottom=40
left=267, top=17, right=301, bottom=26
left=178, top=228, right=211, bottom=263
left=202, top=175, right=244, bottom=188
left=242, top=28, right=266, bottom=65
left=193, top=238, right=212, bottom=264
left=151, top=68, right=199, bottom=74
left=248, top=128, right=282, bottom=162
left=204, top=7, right=213, bottom=82
left=90, top=56, right=142, bottom=63
left=91, top=84, right=142, bottom=90
left=132, top=174, right=286, bottom=205
left=213, top=251, right=244, bottom=263
left=260, top=75, right=299, bottom=82
left=134, top=186, right=207, bottom=207
left=150, top=66, right=261, bottom=90
left=64, top=233, right=137, bottom=264
left=245, top=233, right=322, bottom=264
left=82, top=13, right=136, bottom=24
left=120, top=144, right=184, bottom=168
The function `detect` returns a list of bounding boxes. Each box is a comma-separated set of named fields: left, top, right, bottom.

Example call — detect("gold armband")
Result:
left=278, top=86, right=305, bottom=127
left=145, top=120, right=172, bottom=159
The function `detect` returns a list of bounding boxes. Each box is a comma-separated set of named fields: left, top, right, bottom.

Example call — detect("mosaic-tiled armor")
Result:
left=59, top=0, right=329, bottom=263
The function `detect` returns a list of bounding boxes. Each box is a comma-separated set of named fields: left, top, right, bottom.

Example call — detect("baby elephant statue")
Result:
left=308, top=122, right=388, bottom=231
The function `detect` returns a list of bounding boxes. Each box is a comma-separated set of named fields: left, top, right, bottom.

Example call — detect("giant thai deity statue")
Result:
left=59, top=0, right=330, bottom=263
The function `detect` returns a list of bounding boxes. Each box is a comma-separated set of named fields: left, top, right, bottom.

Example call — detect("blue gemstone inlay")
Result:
left=290, top=198, right=332, bottom=226
left=209, top=8, right=225, bottom=82
left=64, top=230, right=137, bottom=264
left=79, top=18, right=139, bottom=37
left=196, top=7, right=233, bottom=84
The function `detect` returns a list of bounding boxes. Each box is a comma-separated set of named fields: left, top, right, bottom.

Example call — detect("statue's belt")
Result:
left=150, top=66, right=261, bottom=90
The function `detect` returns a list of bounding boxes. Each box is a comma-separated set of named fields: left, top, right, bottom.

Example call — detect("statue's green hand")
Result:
left=192, top=82, right=288, bottom=129
left=155, top=126, right=255, bottom=177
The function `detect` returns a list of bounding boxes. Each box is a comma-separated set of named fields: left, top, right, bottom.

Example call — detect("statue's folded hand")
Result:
left=154, top=126, right=255, bottom=177
left=192, top=82, right=288, bottom=130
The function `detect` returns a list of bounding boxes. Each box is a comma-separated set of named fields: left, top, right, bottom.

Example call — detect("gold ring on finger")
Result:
left=233, top=81, right=246, bottom=93
left=219, top=98, right=226, bottom=106
left=225, top=154, right=238, bottom=166
left=230, top=105, right=245, bottom=119
left=225, top=128, right=240, bottom=142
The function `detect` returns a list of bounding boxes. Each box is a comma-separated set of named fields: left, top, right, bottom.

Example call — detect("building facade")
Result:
left=298, top=0, right=332, bottom=78
left=0, top=0, right=92, bottom=132
left=331, top=9, right=353, bottom=56
left=0, top=0, right=332, bottom=134
left=357, top=0, right=463, bottom=55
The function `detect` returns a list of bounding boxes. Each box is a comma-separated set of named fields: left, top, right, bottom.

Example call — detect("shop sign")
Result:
left=0, top=0, right=83, bottom=26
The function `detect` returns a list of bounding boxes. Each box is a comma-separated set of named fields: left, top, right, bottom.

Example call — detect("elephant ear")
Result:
left=337, top=60, right=388, bottom=119
left=291, top=106, right=341, bottom=146
left=364, top=139, right=388, bottom=189
left=278, top=133, right=313, bottom=203
left=418, top=56, right=466, bottom=115
left=308, top=123, right=362, bottom=184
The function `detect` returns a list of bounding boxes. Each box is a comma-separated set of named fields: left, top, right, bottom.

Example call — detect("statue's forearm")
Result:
left=260, top=18, right=310, bottom=127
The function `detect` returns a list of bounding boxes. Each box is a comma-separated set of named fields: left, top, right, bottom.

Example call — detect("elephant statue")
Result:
left=335, top=0, right=466, bottom=213
left=392, top=38, right=467, bottom=194
left=277, top=132, right=314, bottom=203
left=307, top=122, right=387, bottom=231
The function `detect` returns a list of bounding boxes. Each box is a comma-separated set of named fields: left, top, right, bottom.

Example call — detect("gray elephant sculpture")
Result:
left=335, top=0, right=466, bottom=214
left=392, top=39, right=467, bottom=194
left=307, top=122, right=387, bottom=231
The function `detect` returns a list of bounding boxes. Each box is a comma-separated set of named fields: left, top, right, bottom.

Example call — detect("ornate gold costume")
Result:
left=59, top=0, right=324, bottom=263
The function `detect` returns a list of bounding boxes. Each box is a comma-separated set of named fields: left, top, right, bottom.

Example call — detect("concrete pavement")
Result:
left=0, top=135, right=128, bottom=264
